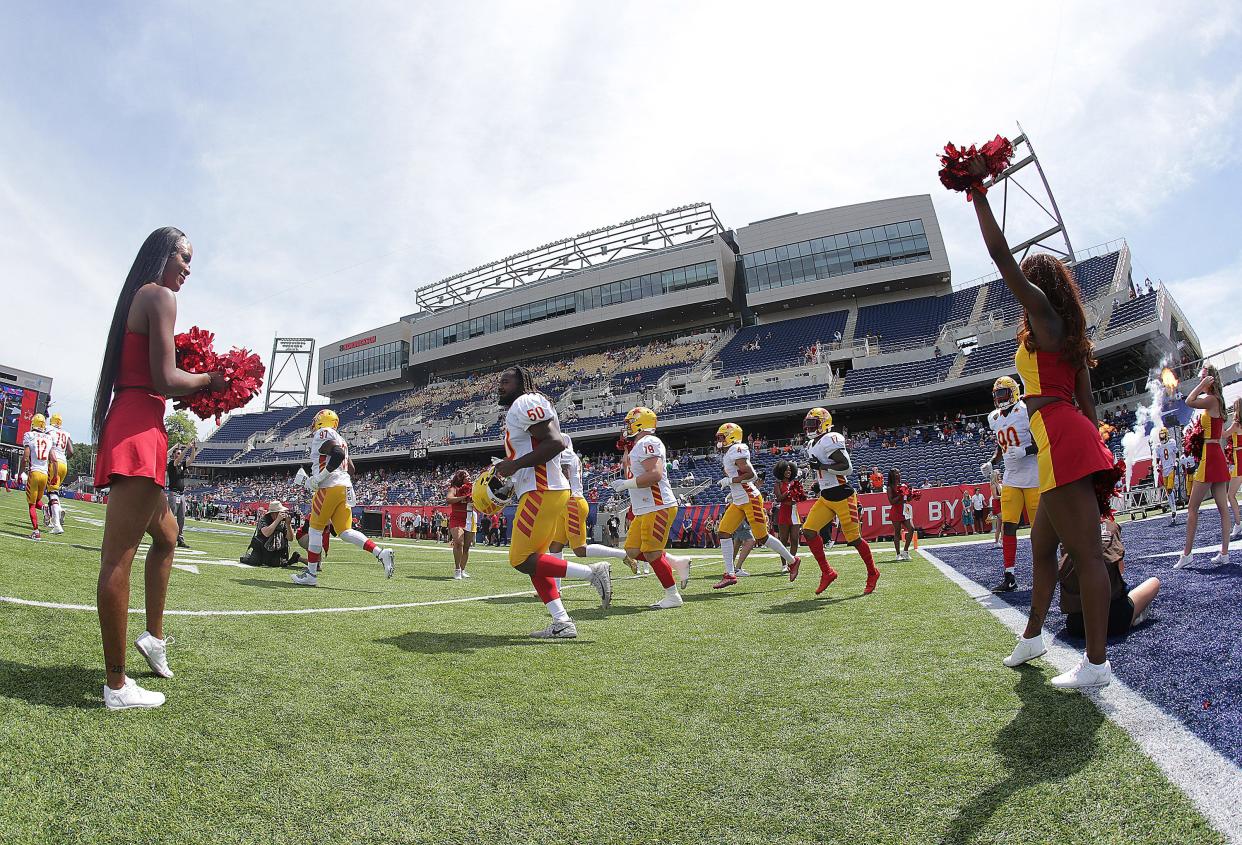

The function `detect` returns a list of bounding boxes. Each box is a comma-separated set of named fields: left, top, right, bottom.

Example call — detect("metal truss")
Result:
left=264, top=337, right=316, bottom=410
left=982, top=123, right=1076, bottom=263
left=413, top=203, right=725, bottom=313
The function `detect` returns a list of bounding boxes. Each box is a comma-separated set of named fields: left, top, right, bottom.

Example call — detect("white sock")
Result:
left=665, top=584, right=679, bottom=598
left=546, top=598, right=570, bottom=622
left=550, top=549, right=566, bottom=561
left=584, top=543, right=626, bottom=560
left=340, top=528, right=376, bottom=554
left=721, top=538, right=735, bottom=574
left=763, top=534, right=795, bottom=563
left=562, top=561, right=594, bottom=580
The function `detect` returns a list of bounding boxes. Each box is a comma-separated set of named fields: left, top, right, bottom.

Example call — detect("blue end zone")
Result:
left=929, top=515, right=1241, bottom=767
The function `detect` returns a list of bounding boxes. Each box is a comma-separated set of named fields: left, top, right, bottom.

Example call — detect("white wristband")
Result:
left=621, top=478, right=639, bottom=490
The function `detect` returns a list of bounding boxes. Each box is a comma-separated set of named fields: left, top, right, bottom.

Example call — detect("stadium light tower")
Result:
left=980, top=122, right=1075, bottom=263
left=264, top=337, right=316, bottom=410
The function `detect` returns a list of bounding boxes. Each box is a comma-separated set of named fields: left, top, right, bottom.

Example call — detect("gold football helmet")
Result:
left=622, top=406, right=657, bottom=439
left=992, top=376, right=1020, bottom=410
left=803, top=407, right=833, bottom=437
left=312, top=409, right=340, bottom=432
left=715, top=423, right=743, bottom=450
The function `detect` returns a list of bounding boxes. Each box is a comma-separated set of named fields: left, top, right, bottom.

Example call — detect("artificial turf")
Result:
left=0, top=493, right=1224, bottom=844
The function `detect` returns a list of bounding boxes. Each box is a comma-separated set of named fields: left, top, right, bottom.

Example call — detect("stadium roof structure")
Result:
left=411, top=202, right=726, bottom=314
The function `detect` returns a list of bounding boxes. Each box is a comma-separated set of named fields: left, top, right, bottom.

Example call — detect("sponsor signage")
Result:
left=339, top=335, right=377, bottom=352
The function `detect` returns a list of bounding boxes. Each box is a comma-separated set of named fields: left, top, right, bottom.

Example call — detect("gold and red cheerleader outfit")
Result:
left=1015, top=345, right=1115, bottom=492
left=1191, top=412, right=1231, bottom=484
left=93, top=331, right=168, bottom=488
left=774, top=479, right=805, bottom=526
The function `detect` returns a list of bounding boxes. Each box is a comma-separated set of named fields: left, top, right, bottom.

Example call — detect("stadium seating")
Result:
left=715, top=311, right=848, bottom=375
left=960, top=339, right=1018, bottom=377
left=841, top=357, right=954, bottom=396
left=1102, top=292, right=1158, bottom=336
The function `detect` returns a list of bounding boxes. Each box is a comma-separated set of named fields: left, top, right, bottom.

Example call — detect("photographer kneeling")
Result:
left=241, top=500, right=301, bottom=568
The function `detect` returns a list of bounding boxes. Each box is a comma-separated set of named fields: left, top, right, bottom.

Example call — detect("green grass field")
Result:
left=0, top=493, right=1222, bottom=845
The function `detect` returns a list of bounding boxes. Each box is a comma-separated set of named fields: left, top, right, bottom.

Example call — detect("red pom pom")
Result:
left=937, top=135, right=1014, bottom=201
left=172, top=326, right=266, bottom=424
left=1093, top=459, right=1126, bottom=517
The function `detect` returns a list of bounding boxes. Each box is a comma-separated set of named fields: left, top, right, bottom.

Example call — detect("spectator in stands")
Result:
left=858, top=471, right=871, bottom=494
left=869, top=466, right=884, bottom=493
left=606, top=513, right=620, bottom=545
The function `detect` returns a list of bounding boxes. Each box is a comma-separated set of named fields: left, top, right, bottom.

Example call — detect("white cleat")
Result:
left=1003, top=634, right=1046, bottom=668
left=460, top=569, right=471, bottom=579
left=530, top=620, right=578, bottom=639
left=1051, top=656, right=1112, bottom=690
left=735, top=567, right=752, bottom=578
left=1211, top=552, right=1230, bottom=566
left=29, top=530, right=41, bottom=540
left=650, top=591, right=684, bottom=610
left=453, top=570, right=463, bottom=580
left=290, top=568, right=318, bottom=587
left=50, top=525, right=65, bottom=535
left=1173, top=554, right=1193, bottom=570
left=134, top=631, right=173, bottom=679
left=378, top=548, right=395, bottom=579
left=671, top=555, right=691, bottom=590
left=103, top=677, right=165, bottom=711
left=589, top=562, right=612, bottom=609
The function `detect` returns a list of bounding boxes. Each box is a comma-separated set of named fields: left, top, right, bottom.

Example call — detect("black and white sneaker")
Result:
left=991, top=572, right=1018, bottom=593
left=530, top=620, right=578, bottom=639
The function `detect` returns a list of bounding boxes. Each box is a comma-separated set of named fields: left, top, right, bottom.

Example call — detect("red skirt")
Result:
left=93, top=389, right=168, bottom=488
left=1029, top=401, right=1115, bottom=493
left=1193, top=442, right=1231, bottom=485
left=774, top=500, right=798, bottom=526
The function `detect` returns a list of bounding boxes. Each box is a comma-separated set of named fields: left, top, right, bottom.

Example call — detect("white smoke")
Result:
left=1119, top=359, right=1171, bottom=488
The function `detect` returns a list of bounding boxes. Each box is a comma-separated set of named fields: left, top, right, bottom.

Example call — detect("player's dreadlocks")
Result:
left=506, top=365, right=545, bottom=399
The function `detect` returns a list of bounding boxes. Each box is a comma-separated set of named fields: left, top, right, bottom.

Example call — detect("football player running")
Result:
left=21, top=414, right=56, bottom=539
left=551, top=433, right=637, bottom=568
left=799, top=408, right=880, bottom=595
left=1152, top=427, right=1180, bottom=526
left=712, top=422, right=799, bottom=589
left=492, top=366, right=611, bottom=639
left=982, top=376, right=1041, bottom=593
left=609, top=408, right=691, bottom=608
left=291, top=409, right=395, bottom=586
left=45, top=412, right=74, bottom=534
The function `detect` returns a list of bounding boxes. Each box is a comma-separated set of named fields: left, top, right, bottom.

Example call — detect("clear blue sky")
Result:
left=2, top=1, right=1239, bottom=441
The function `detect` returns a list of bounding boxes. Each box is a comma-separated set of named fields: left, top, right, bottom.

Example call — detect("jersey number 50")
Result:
left=526, top=406, right=546, bottom=422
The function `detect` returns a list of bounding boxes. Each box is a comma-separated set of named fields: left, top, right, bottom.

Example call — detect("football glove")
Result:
left=610, top=478, right=638, bottom=492
left=717, top=476, right=732, bottom=489
left=980, top=461, right=994, bottom=479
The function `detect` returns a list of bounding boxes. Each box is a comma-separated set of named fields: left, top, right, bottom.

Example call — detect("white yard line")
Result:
left=920, top=547, right=1242, bottom=844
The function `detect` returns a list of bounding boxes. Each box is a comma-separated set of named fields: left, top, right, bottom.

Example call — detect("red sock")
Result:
left=28, top=504, right=38, bottom=531
left=322, top=529, right=331, bottom=553
left=805, top=534, right=835, bottom=575
left=531, top=574, right=560, bottom=603
left=533, top=554, right=569, bottom=578
left=363, top=539, right=377, bottom=554
left=308, top=551, right=321, bottom=565
left=856, top=539, right=877, bottom=575
left=649, top=554, right=675, bottom=588
left=1002, top=534, right=1017, bottom=570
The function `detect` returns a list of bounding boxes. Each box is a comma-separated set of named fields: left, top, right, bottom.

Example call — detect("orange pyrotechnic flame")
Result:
left=1160, top=368, right=1179, bottom=391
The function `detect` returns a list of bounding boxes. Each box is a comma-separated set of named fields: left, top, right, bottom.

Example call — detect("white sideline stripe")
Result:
left=172, top=564, right=200, bottom=574
left=920, top=547, right=1242, bottom=844
left=0, top=559, right=720, bottom=618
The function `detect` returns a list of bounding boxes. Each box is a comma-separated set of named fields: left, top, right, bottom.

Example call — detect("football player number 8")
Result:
left=997, top=426, right=1019, bottom=452
left=526, top=406, right=546, bottom=422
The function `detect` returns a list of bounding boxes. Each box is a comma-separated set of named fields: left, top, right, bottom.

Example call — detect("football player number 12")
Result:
left=35, top=440, right=49, bottom=460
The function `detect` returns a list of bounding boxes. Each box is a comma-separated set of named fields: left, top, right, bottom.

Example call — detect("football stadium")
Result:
left=2, top=6, right=1240, bottom=845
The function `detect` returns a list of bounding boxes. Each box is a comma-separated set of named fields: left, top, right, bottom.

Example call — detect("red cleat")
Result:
left=713, top=573, right=739, bottom=590
left=864, top=570, right=880, bottom=594
left=787, top=556, right=801, bottom=582
left=815, top=568, right=838, bottom=595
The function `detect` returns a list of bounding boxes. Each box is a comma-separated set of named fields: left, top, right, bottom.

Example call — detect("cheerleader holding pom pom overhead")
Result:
left=1174, top=366, right=1233, bottom=569
left=958, top=152, right=1118, bottom=691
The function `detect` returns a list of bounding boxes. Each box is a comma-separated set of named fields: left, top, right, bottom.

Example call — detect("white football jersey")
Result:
left=503, top=393, right=568, bottom=498
left=625, top=434, right=675, bottom=515
left=48, top=425, right=72, bottom=462
left=721, top=442, right=761, bottom=505
left=23, top=429, right=55, bottom=474
left=988, top=402, right=1040, bottom=489
left=1154, top=440, right=1178, bottom=471
left=309, top=427, right=351, bottom=488
left=808, top=432, right=851, bottom=492
left=559, top=435, right=585, bottom=498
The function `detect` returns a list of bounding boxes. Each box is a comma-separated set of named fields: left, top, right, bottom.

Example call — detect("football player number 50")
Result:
left=526, top=406, right=546, bottom=422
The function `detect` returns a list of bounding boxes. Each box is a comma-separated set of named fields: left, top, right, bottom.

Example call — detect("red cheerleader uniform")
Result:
left=448, top=483, right=471, bottom=528
left=1191, top=411, right=1230, bottom=484
left=93, top=331, right=168, bottom=489
left=774, top=479, right=804, bottom=526
left=1015, top=345, right=1115, bottom=493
